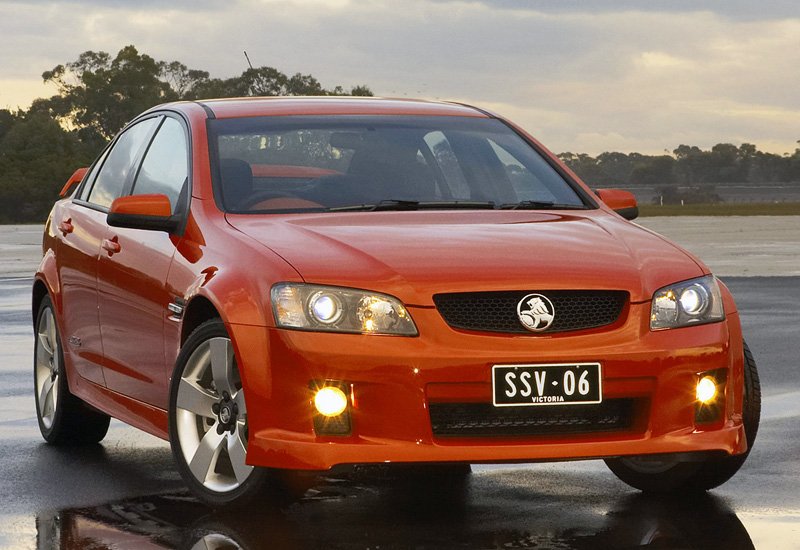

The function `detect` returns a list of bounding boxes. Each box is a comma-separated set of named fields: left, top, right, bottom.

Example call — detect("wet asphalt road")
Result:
left=1, top=276, right=799, bottom=549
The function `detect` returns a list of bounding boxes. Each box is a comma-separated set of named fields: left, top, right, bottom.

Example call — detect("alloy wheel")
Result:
left=175, top=337, right=253, bottom=493
left=35, top=306, right=60, bottom=430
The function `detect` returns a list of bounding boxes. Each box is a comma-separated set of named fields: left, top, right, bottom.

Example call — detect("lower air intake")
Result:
left=429, top=399, right=634, bottom=438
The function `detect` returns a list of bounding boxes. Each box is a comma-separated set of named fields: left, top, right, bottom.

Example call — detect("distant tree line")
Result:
left=0, top=45, right=372, bottom=223
left=559, top=143, right=800, bottom=204
left=1, top=45, right=799, bottom=222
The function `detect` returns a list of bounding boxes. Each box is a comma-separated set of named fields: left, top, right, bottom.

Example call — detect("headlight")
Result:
left=271, top=283, right=418, bottom=336
left=650, top=275, right=725, bottom=330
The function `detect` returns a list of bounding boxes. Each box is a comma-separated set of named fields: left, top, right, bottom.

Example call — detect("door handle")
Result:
left=58, top=218, right=73, bottom=236
left=102, top=236, right=121, bottom=256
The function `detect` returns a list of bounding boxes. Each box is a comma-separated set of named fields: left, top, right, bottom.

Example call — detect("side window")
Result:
left=131, top=117, right=188, bottom=213
left=87, top=117, right=160, bottom=209
left=488, top=139, right=580, bottom=204
left=77, top=148, right=110, bottom=202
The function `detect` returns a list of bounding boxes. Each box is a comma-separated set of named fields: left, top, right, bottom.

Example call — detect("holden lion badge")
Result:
left=517, top=294, right=555, bottom=332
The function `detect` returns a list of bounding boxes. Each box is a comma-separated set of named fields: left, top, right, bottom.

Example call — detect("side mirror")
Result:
left=107, top=194, right=179, bottom=233
left=59, top=168, right=89, bottom=198
left=595, top=189, right=638, bottom=220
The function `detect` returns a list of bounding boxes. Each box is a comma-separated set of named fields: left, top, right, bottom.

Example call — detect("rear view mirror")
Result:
left=107, top=194, right=178, bottom=233
left=595, top=189, right=638, bottom=220
left=59, top=168, right=88, bottom=198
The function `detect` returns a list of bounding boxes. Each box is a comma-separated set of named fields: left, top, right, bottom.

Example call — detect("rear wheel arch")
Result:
left=33, top=249, right=62, bottom=325
left=32, top=279, right=50, bottom=326
left=34, top=294, right=110, bottom=445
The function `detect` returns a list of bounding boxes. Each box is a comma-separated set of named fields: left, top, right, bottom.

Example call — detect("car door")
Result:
left=55, top=149, right=111, bottom=387
left=96, top=115, right=190, bottom=408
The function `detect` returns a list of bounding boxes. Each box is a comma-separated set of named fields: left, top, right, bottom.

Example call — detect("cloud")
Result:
left=428, top=0, right=800, bottom=21
left=0, top=0, right=798, bottom=155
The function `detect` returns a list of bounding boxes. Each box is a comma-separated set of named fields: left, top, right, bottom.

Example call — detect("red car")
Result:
left=34, top=97, right=760, bottom=507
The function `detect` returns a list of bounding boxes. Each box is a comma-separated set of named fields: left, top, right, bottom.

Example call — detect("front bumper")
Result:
left=231, top=304, right=746, bottom=471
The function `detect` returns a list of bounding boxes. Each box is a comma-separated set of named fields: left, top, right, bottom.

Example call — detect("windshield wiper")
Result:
left=329, top=200, right=587, bottom=212
left=330, top=200, right=496, bottom=212
left=498, top=200, right=588, bottom=210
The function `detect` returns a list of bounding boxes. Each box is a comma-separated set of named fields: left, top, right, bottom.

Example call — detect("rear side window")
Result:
left=87, top=117, right=160, bottom=208
left=131, top=117, right=189, bottom=213
left=77, top=148, right=110, bottom=202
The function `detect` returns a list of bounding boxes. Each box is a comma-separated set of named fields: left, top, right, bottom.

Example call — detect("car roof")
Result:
left=167, top=96, right=489, bottom=119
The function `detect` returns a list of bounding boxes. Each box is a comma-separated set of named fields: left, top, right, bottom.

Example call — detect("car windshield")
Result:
left=208, top=115, right=589, bottom=213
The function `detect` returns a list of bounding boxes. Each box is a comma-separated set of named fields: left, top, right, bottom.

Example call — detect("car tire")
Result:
left=689, top=341, right=761, bottom=490
left=169, top=318, right=271, bottom=508
left=34, top=295, right=110, bottom=445
left=605, top=341, right=760, bottom=493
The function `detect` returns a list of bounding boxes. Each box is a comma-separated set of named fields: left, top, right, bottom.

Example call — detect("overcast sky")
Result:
left=1, top=0, right=798, bottom=155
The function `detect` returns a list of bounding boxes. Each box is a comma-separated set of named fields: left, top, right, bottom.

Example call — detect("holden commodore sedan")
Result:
left=34, top=97, right=760, bottom=507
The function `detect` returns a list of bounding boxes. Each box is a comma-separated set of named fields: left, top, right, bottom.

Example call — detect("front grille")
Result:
left=433, top=290, right=628, bottom=334
left=429, top=399, right=634, bottom=438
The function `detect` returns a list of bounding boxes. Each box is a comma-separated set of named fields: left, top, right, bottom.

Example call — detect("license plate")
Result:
left=492, top=363, right=602, bottom=407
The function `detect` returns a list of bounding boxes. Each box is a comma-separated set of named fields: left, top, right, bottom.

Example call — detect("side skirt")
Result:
left=70, top=373, right=169, bottom=440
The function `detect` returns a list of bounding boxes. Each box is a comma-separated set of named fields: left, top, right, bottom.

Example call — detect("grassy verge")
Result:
left=639, top=202, right=800, bottom=216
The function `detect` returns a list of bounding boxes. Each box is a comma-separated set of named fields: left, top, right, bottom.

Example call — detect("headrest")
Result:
left=219, top=158, right=253, bottom=209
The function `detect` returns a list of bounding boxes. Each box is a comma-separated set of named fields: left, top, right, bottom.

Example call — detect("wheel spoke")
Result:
left=35, top=346, right=52, bottom=378
left=233, top=389, right=247, bottom=415
left=227, top=426, right=252, bottom=484
left=189, top=538, right=212, bottom=550
left=38, top=315, right=54, bottom=357
left=37, top=331, right=52, bottom=358
left=39, top=376, right=55, bottom=419
left=177, top=379, right=217, bottom=419
left=209, top=338, right=234, bottom=396
left=192, top=537, right=215, bottom=550
left=189, top=426, right=226, bottom=484
left=48, top=313, right=57, bottom=356
left=39, top=375, right=54, bottom=408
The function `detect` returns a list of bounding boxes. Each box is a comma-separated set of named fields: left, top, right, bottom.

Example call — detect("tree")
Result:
left=630, top=155, right=676, bottom=185
left=41, top=46, right=176, bottom=148
left=0, top=109, right=18, bottom=144
left=189, top=67, right=373, bottom=99
left=158, top=61, right=211, bottom=99
left=0, top=112, right=91, bottom=222
left=596, top=152, right=634, bottom=186
left=791, top=141, right=800, bottom=181
left=39, top=46, right=374, bottom=147
left=709, top=143, right=740, bottom=182
left=672, top=144, right=701, bottom=184
left=557, top=152, right=604, bottom=185
left=0, top=46, right=376, bottom=223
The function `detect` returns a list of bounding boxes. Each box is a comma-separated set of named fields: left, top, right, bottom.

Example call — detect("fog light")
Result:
left=696, top=376, right=717, bottom=404
left=314, top=387, right=348, bottom=417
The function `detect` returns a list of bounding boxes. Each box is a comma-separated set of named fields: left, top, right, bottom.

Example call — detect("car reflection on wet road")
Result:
left=2, top=276, right=800, bottom=549
left=35, top=473, right=756, bottom=549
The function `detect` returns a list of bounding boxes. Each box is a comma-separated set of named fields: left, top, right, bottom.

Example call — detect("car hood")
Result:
left=225, top=210, right=707, bottom=305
